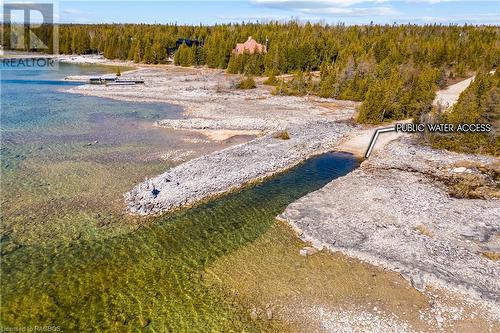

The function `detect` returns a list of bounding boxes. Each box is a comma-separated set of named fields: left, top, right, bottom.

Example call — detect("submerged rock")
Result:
left=299, top=246, right=319, bottom=257
left=250, top=308, right=258, bottom=321
left=266, top=308, right=273, bottom=320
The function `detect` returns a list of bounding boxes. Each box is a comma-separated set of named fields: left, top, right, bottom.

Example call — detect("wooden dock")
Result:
left=89, top=77, right=144, bottom=85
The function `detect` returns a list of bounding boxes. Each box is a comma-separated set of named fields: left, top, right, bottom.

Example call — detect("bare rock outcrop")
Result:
left=125, top=121, right=353, bottom=215
left=278, top=138, right=500, bottom=308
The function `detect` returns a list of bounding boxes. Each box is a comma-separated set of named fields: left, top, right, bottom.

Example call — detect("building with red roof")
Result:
left=233, top=36, right=267, bottom=55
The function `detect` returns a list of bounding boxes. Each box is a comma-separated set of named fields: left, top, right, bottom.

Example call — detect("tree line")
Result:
left=53, top=22, right=498, bottom=125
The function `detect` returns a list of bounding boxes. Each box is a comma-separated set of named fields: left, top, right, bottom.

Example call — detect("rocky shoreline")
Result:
left=62, top=62, right=500, bottom=320
left=155, top=117, right=287, bottom=131
left=125, top=120, right=354, bottom=215
left=278, top=137, right=500, bottom=312
left=65, top=67, right=357, bottom=121
left=64, top=65, right=365, bottom=215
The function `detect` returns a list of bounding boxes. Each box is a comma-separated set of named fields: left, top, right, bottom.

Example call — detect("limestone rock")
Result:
left=299, top=246, right=319, bottom=257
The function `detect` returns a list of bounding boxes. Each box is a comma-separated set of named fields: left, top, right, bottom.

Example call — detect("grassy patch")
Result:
left=448, top=174, right=492, bottom=199
left=482, top=251, right=500, bottom=261
left=273, top=130, right=290, bottom=140
left=446, top=172, right=499, bottom=199
left=415, top=225, right=434, bottom=237
left=426, top=161, right=500, bottom=199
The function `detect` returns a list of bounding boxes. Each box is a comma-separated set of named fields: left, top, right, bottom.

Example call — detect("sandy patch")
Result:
left=338, top=126, right=406, bottom=158
left=197, top=129, right=261, bottom=141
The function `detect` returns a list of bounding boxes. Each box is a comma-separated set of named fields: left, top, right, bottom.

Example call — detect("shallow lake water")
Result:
left=1, top=62, right=359, bottom=331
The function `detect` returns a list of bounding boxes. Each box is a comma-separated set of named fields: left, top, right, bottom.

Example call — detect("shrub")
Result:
left=272, top=79, right=288, bottom=95
left=237, top=76, right=256, bottom=89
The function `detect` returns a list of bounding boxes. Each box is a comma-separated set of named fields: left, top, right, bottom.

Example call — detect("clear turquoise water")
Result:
left=1, top=62, right=358, bottom=331
left=1, top=62, right=183, bottom=146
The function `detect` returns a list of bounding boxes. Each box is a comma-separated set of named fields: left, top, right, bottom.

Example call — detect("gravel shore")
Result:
left=65, top=64, right=499, bottom=318
left=65, top=67, right=357, bottom=124
left=125, top=120, right=353, bottom=215
left=65, top=65, right=362, bottom=215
